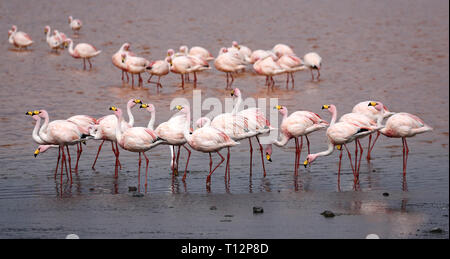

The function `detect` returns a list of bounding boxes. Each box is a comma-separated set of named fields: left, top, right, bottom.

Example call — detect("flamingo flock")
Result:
left=11, top=17, right=433, bottom=192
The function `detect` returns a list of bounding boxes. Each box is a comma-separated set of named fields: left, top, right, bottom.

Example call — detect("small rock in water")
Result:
left=382, top=192, right=389, bottom=197
left=253, top=207, right=264, bottom=214
left=224, top=215, right=234, bottom=217
left=132, top=192, right=144, bottom=197
left=429, top=227, right=443, bottom=234
left=210, top=206, right=217, bottom=210
left=366, top=234, right=380, bottom=239
left=65, top=234, right=79, bottom=239
left=321, top=210, right=335, bottom=218
left=128, top=186, right=137, bottom=192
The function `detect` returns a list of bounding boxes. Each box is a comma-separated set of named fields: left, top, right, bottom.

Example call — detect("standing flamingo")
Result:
left=265, top=105, right=328, bottom=174
left=64, top=38, right=101, bottom=70
left=352, top=101, right=395, bottom=160
left=188, top=46, right=215, bottom=61
left=276, top=53, right=306, bottom=88
left=112, top=43, right=135, bottom=82
left=68, top=16, right=82, bottom=33
left=110, top=106, right=166, bottom=191
left=214, top=48, right=247, bottom=89
left=272, top=43, right=294, bottom=57
left=303, top=52, right=322, bottom=81
left=253, top=54, right=285, bottom=89
left=368, top=102, right=432, bottom=177
left=169, top=55, right=209, bottom=89
left=90, top=99, right=142, bottom=176
left=44, top=26, right=61, bottom=52
left=139, top=103, right=192, bottom=180
left=9, top=25, right=33, bottom=49
left=146, top=56, right=170, bottom=91
left=176, top=105, right=238, bottom=187
left=230, top=41, right=252, bottom=64
left=303, top=105, right=373, bottom=186
left=121, top=53, right=149, bottom=88
left=249, top=49, right=274, bottom=64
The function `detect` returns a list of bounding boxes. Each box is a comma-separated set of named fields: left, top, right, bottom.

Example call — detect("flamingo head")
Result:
left=35, top=109, right=47, bottom=119
left=322, top=104, right=336, bottom=115
left=68, top=16, right=73, bottom=23
left=173, top=105, right=189, bottom=115
left=195, top=117, right=211, bottom=128
left=8, top=30, right=12, bottom=37
left=44, top=26, right=50, bottom=35
left=62, top=38, right=72, bottom=48
left=274, top=105, right=288, bottom=116
left=368, top=101, right=384, bottom=112
left=219, top=47, right=228, bottom=54
left=139, top=103, right=155, bottom=113
left=179, top=45, right=188, bottom=54
left=230, top=88, right=241, bottom=98
left=167, top=49, right=174, bottom=57
left=127, top=98, right=142, bottom=108
left=304, top=154, right=319, bottom=167
left=11, top=25, right=17, bottom=32
left=109, top=106, right=122, bottom=118
left=34, top=145, right=52, bottom=157
left=122, top=42, right=131, bottom=51
left=264, top=144, right=273, bottom=162
left=121, top=53, right=127, bottom=63
left=232, top=41, right=240, bottom=50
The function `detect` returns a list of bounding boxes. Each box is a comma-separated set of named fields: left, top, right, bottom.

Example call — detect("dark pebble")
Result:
left=210, top=206, right=217, bottom=210
left=372, top=169, right=376, bottom=172
left=253, top=207, right=264, bottom=214
left=89, top=188, right=95, bottom=191
left=132, top=192, right=144, bottom=197
left=224, top=215, right=234, bottom=217
left=382, top=192, right=389, bottom=197
left=430, top=227, right=443, bottom=234
left=128, top=186, right=137, bottom=192
left=321, top=210, right=335, bottom=218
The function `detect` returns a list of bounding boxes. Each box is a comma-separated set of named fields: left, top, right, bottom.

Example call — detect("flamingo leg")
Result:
left=157, top=76, right=162, bottom=89
left=143, top=152, right=149, bottom=191
left=206, top=151, right=225, bottom=184
left=367, top=131, right=380, bottom=160
left=248, top=138, right=253, bottom=176
left=121, top=70, right=125, bottom=81
left=367, top=134, right=372, bottom=160
left=343, top=144, right=357, bottom=184
left=226, top=72, right=229, bottom=89
left=403, top=137, right=409, bottom=177
left=112, top=141, right=119, bottom=178
left=66, top=145, right=72, bottom=183
left=291, top=72, right=295, bottom=88
left=229, top=72, right=234, bottom=88
left=115, top=141, right=122, bottom=170
left=60, top=146, right=65, bottom=184
left=255, top=136, right=266, bottom=177
left=310, top=69, right=314, bottom=81
left=305, top=135, right=311, bottom=154
left=92, top=139, right=105, bottom=170
left=294, top=137, right=299, bottom=175
left=74, top=143, right=81, bottom=172
left=138, top=152, right=142, bottom=192
left=354, top=139, right=358, bottom=177
left=298, top=136, right=303, bottom=172
left=54, top=147, right=61, bottom=179
left=209, top=152, right=212, bottom=173
left=62, top=146, right=68, bottom=182
left=176, top=145, right=181, bottom=172
left=182, top=144, right=191, bottom=182
left=147, top=74, right=153, bottom=83
left=317, top=68, right=320, bottom=80
left=131, top=74, right=135, bottom=88
left=285, top=73, right=289, bottom=89
left=181, top=74, right=185, bottom=89
left=193, top=72, right=197, bottom=87
left=338, top=148, right=343, bottom=186
left=83, top=58, right=86, bottom=70
left=357, top=139, right=363, bottom=174
left=126, top=71, right=129, bottom=82
left=138, top=73, right=143, bottom=87
left=88, top=58, right=92, bottom=70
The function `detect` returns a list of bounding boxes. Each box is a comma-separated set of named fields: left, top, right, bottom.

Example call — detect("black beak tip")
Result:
left=34, top=154, right=38, bottom=158
left=268, top=158, right=272, bottom=162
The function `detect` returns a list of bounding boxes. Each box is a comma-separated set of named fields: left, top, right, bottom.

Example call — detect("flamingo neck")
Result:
left=147, top=109, right=155, bottom=130
left=39, top=112, right=50, bottom=142
left=273, top=133, right=290, bottom=147
left=127, top=102, right=135, bottom=127
left=32, top=118, right=45, bottom=144
left=182, top=108, right=192, bottom=142
left=46, top=28, right=51, bottom=42
left=330, top=108, right=337, bottom=126
left=115, top=111, right=123, bottom=144
left=313, top=142, right=335, bottom=158
left=232, top=95, right=243, bottom=114
left=68, top=40, right=75, bottom=56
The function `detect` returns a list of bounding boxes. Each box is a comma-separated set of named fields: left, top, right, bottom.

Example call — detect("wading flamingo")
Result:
left=110, top=106, right=166, bottom=192
left=265, top=105, right=328, bottom=175
left=368, top=102, right=432, bottom=178
left=272, top=43, right=294, bottom=57
left=112, top=43, right=135, bottom=82
left=303, top=52, right=322, bottom=81
left=169, top=55, right=210, bottom=89
left=214, top=48, right=247, bottom=89
left=249, top=50, right=273, bottom=64
left=176, top=105, right=238, bottom=187
left=253, top=54, right=285, bottom=89
left=90, top=99, right=142, bottom=176
left=276, top=53, right=306, bottom=88
left=68, top=16, right=82, bottom=33
left=64, top=38, right=101, bottom=70
left=9, top=25, right=33, bottom=49
left=44, top=26, right=61, bottom=52
left=146, top=57, right=170, bottom=91
left=230, top=41, right=252, bottom=64
left=121, top=53, right=149, bottom=88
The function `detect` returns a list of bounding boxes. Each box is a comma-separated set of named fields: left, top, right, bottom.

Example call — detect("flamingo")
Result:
left=230, top=88, right=274, bottom=177
left=265, top=105, right=328, bottom=174
left=276, top=53, right=307, bottom=88
left=249, top=49, right=273, bottom=64
left=303, top=105, right=373, bottom=186
left=68, top=16, right=82, bottom=33
left=44, top=26, right=61, bottom=52
left=110, top=106, right=166, bottom=191
left=253, top=54, right=285, bottom=89
left=272, top=43, right=294, bottom=57
left=64, top=38, right=101, bottom=70
left=368, top=102, right=433, bottom=177
left=112, top=43, right=135, bottom=82
left=230, top=41, right=252, bottom=64
left=146, top=56, right=170, bottom=91
left=214, top=48, right=247, bottom=89
left=169, top=55, right=210, bottom=89
left=178, top=46, right=210, bottom=81
left=352, top=101, right=395, bottom=160
left=303, top=52, right=322, bottom=81
left=139, top=103, right=192, bottom=180
left=121, top=53, right=149, bottom=88
left=188, top=46, right=215, bottom=61
left=9, top=25, right=33, bottom=49
left=175, top=105, right=238, bottom=186
left=90, top=99, right=142, bottom=176
left=54, top=30, right=67, bottom=49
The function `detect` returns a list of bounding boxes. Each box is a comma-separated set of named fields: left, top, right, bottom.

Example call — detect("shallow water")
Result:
left=0, top=0, right=448, bottom=238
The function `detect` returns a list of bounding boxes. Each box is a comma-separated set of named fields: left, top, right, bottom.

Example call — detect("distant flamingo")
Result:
left=9, top=25, right=33, bottom=49
left=253, top=54, right=285, bottom=89
left=64, top=38, right=101, bottom=70
left=249, top=49, right=273, bottom=64
left=146, top=57, right=170, bottom=91
left=265, top=105, right=328, bottom=174
left=272, top=43, right=294, bottom=57
left=68, top=16, right=82, bottom=33
left=54, top=30, right=67, bottom=49
left=110, top=106, right=166, bottom=191
left=369, top=102, right=433, bottom=177
left=303, top=105, right=372, bottom=186
left=188, top=46, right=215, bottom=61
left=112, top=43, right=135, bottom=82
left=44, top=26, right=61, bottom=52
left=176, top=105, right=238, bottom=186
left=121, top=53, right=149, bottom=88
left=90, top=99, right=142, bottom=177
left=230, top=41, right=252, bottom=64
left=169, top=55, right=210, bottom=89
left=276, top=53, right=306, bottom=88
left=214, top=48, right=247, bottom=89
left=303, top=52, right=322, bottom=81
left=352, top=101, right=395, bottom=160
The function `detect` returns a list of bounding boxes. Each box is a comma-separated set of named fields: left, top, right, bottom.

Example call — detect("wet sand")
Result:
left=0, top=0, right=448, bottom=238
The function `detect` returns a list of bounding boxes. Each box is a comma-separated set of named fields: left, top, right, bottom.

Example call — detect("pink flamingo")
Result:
left=64, top=38, right=101, bottom=70
left=352, top=101, right=395, bottom=160
left=253, top=54, right=285, bottom=89
left=214, top=48, right=247, bottom=89
left=112, top=43, right=135, bottom=82
left=146, top=57, right=170, bottom=91
left=303, top=52, right=322, bottom=81
left=110, top=106, right=166, bottom=191
left=180, top=45, right=215, bottom=61
left=9, top=25, right=33, bottom=49
left=303, top=105, right=373, bottom=186
left=369, top=102, right=433, bottom=177
left=176, top=105, right=238, bottom=187
left=44, top=26, right=61, bottom=52
left=169, top=55, right=210, bottom=89
left=276, top=53, right=306, bottom=88
left=68, top=16, right=82, bottom=33
left=230, top=41, right=252, bottom=64
left=121, top=53, right=149, bottom=88
left=90, top=99, right=142, bottom=177
left=272, top=43, right=294, bottom=57
left=249, top=49, right=273, bottom=64
left=265, top=105, right=328, bottom=175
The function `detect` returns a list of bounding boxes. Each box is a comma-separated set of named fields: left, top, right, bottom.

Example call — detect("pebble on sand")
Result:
left=382, top=192, right=389, bottom=197
left=321, top=210, right=335, bottom=218
left=430, top=227, right=443, bottom=234
left=253, top=207, right=264, bottom=214
left=210, top=206, right=217, bottom=210
left=366, top=234, right=380, bottom=239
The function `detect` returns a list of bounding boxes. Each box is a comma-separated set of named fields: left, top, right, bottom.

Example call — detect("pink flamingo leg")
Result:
left=317, top=68, right=320, bottom=80
left=226, top=72, right=229, bottom=89
left=298, top=136, right=303, bottom=172
left=143, top=152, right=149, bottom=191
left=367, top=134, right=372, bottom=160
left=354, top=140, right=358, bottom=177
left=367, top=131, right=380, bottom=160
left=248, top=138, right=253, bottom=176
left=256, top=136, right=266, bottom=177
left=285, top=73, right=289, bottom=89
left=226, top=147, right=231, bottom=182
left=305, top=135, right=311, bottom=154
left=114, top=141, right=122, bottom=170
left=294, top=137, right=299, bottom=175
left=176, top=145, right=181, bottom=172
left=171, top=146, right=177, bottom=176
left=91, top=139, right=105, bottom=170
left=66, top=145, right=72, bottom=183
left=74, top=143, right=82, bottom=172
left=182, top=144, right=191, bottom=182
left=138, top=152, right=141, bottom=192
left=147, top=74, right=153, bottom=83
left=290, top=72, right=295, bottom=88
left=310, top=69, right=314, bottom=81
left=181, top=74, right=185, bottom=89
left=402, top=137, right=409, bottom=177
left=206, top=151, right=225, bottom=184
left=338, top=148, right=343, bottom=187
left=343, top=144, right=357, bottom=184
left=83, top=58, right=86, bottom=70
left=54, top=147, right=61, bottom=179
left=229, top=73, right=234, bottom=88
left=357, top=139, right=363, bottom=174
